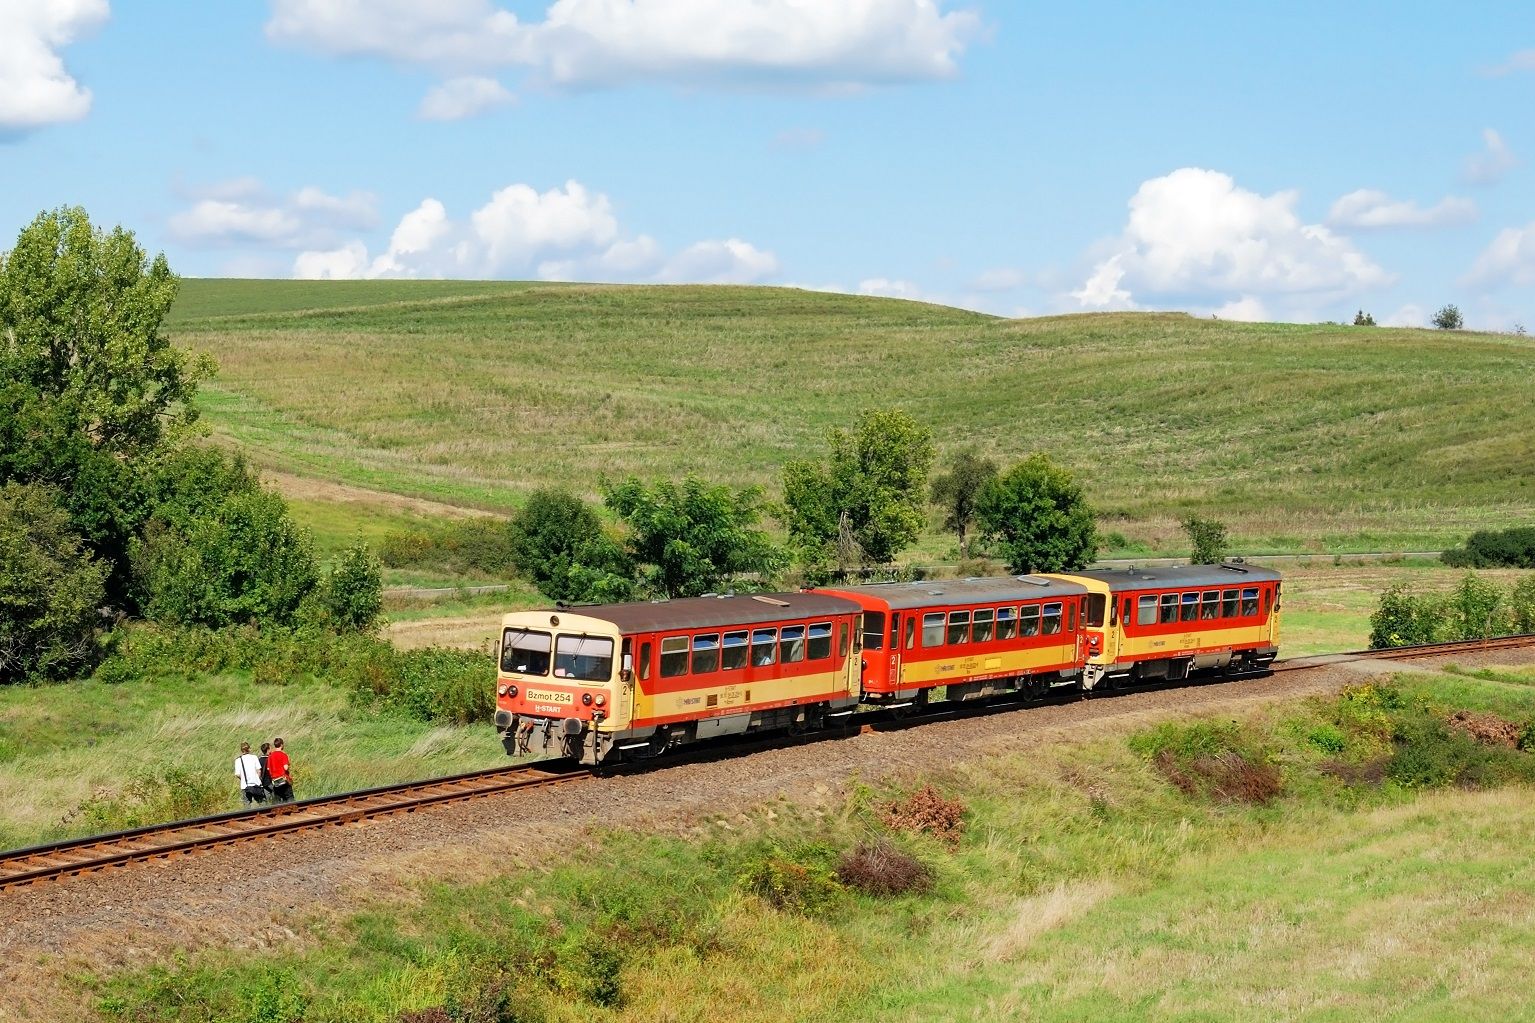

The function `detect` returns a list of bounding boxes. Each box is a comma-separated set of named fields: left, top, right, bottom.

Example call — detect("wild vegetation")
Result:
left=85, top=665, right=1535, bottom=1022
left=169, top=278, right=1535, bottom=554
left=1369, top=572, right=1535, bottom=647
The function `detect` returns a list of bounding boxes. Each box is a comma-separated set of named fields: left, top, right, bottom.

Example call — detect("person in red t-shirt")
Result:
left=268, top=737, right=295, bottom=802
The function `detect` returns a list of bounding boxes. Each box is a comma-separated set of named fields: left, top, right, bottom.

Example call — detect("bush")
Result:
left=508, top=490, right=634, bottom=603
left=881, top=784, right=967, bottom=845
left=380, top=518, right=519, bottom=578
left=1513, top=578, right=1535, bottom=634
left=1132, top=720, right=1283, bottom=804
left=316, top=543, right=383, bottom=632
left=60, top=763, right=229, bottom=832
left=1180, top=515, right=1228, bottom=565
left=836, top=839, right=934, bottom=897
left=1444, top=573, right=1509, bottom=640
left=1443, top=527, right=1535, bottom=569
left=1368, top=584, right=1441, bottom=648
left=739, top=854, right=843, bottom=915
left=1432, top=304, right=1464, bottom=330
left=0, top=482, right=109, bottom=682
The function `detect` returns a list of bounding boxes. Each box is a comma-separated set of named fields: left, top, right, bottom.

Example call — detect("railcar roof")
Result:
left=821, top=575, right=1089, bottom=610
left=1066, top=564, right=1283, bottom=592
left=536, top=592, right=861, bottom=633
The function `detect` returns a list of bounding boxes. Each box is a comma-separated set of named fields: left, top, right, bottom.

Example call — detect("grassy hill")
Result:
left=169, top=279, right=1535, bottom=553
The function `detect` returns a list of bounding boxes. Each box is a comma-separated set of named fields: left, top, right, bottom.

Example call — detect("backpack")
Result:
left=259, top=754, right=273, bottom=789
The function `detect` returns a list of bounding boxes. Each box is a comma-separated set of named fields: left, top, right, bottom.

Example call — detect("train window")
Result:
left=1160, top=594, right=1179, bottom=624
left=1068, top=604, right=1076, bottom=632
left=554, top=635, right=614, bottom=682
left=947, top=610, right=971, bottom=645
left=1086, top=594, right=1106, bottom=628
left=973, top=608, right=995, bottom=643
left=639, top=641, right=651, bottom=681
left=1222, top=588, right=1239, bottom=618
left=752, top=629, right=777, bottom=666
left=808, top=622, right=833, bottom=660
left=722, top=630, right=749, bottom=671
left=781, top=625, right=807, bottom=663
left=501, top=628, right=552, bottom=676
left=1043, top=602, right=1063, bottom=635
left=1201, top=591, right=1219, bottom=620
left=839, top=622, right=850, bottom=658
left=1180, top=592, right=1199, bottom=622
left=905, top=616, right=916, bottom=649
left=1264, top=589, right=1272, bottom=617
left=1241, top=587, right=1260, bottom=616
left=660, top=636, right=690, bottom=677
left=691, top=634, right=721, bottom=675
left=1021, top=605, right=1041, bottom=637
left=862, top=611, right=885, bottom=651
left=922, top=612, right=945, bottom=647
left=890, top=614, right=901, bottom=648
left=997, top=606, right=1017, bottom=640
left=1137, top=595, right=1156, bottom=626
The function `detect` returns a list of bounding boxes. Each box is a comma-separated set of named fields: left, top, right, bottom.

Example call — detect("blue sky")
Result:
left=3, top=1, right=1532, bottom=327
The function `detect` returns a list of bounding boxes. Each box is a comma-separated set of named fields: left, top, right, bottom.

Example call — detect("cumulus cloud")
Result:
left=266, top=0, right=981, bottom=114
left=0, top=0, right=109, bottom=132
left=1327, top=189, right=1477, bottom=230
left=417, top=76, right=515, bottom=120
left=1070, top=168, right=1392, bottom=313
left=169, top=181, right=379, bottom=248
left=293, top=179, right=778, bottom=286
left=1212, top=296, right=1268, bottom=322
left=1464, top=129, right=1517, bottom=185
left=1464, top=221, right=1535, bottom=290
left=1382, top=303, right=1428, bottom=328
left=1483, top=48, right=1535, bottom=76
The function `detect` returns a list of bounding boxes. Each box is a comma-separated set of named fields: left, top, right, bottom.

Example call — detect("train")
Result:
left=493, top=564, right=1282, bottom=765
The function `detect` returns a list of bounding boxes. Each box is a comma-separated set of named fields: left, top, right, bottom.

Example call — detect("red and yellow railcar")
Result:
left=1045, top=564, right=1281, bottom=689
left=815, top=576, right=1091, bottom=708
left=495, top=592, right=862, bottom=765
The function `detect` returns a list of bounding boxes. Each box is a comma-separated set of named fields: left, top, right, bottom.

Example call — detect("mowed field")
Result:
left=170, top=279, right=1535, bottom=554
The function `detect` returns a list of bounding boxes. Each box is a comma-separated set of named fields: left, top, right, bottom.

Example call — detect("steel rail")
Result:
left=0, top=763, right=587, bottom=891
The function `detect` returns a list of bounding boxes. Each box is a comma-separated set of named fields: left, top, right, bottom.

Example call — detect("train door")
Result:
left=616, top=635, right=642, bottom=729
left=860, top=610, right=886, bottom=692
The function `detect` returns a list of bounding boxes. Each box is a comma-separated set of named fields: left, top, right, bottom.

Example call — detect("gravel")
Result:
left=2, top=648, right=1530, bottom=1021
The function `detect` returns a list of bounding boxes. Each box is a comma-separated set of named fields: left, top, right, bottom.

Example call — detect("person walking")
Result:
left=258, top=742, right=273, bottom=796
left=234, top=743, right=266, bottom=805
left=267, top=736, right=295, bottom=803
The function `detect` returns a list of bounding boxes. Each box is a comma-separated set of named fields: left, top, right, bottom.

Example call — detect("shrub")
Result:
left=1306, top=723, right=1348, bottom=756
left=1368, top=584, right=1440, bottom=648
left=1447, top=710, right=1522, bottom=748
left=837, top=839, right=934, bottom=897
left=380, top=518, right=519, bottom=578
left=1133, top=719, right=1283, bottom=804
left=739, top=854, right=843, bottom=915
left=0, top=482, right=109, bottom=682
left=1432, top=304, right=1463, bottom=329
left=1443, top=527, right=1535, bottom=569
left=882, top=784, right=967, bottom=845
left=1444, top=573, right=1509, bottom=640
left=1180, top=514, right=1228, bottom=565
left=60, top=763, right=229, bottom=832
left=1512, top=578, right=1535, bottom=633
left=316, top=542, right=383, bottom=632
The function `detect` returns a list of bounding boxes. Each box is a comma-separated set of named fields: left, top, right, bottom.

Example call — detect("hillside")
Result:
left=169, top=279, right=1535, bottom=552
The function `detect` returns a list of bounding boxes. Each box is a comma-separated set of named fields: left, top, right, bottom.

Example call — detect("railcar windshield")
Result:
left=554, top=635, right=614, bottom=682
left=862, top=611, right=885, bottom=651
left=502, top=628, right=552, bottom=676
left=1085, top=594, right=1106, bottom=628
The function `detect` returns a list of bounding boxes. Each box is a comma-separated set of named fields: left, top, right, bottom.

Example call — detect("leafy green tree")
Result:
left=974, top=454, right=1098, bottom=574
left=930, top=447, right=998, bottom=558
left=1431, top=304, right=1463, bottom=330
left=508, top=489, right=634, bottom=603
left=1510, top=577, right=1535, bottom=634
left=1352, top=310, right=1376, bottom=326
left=1180, top=515, right=1229, bottom=564
left=0, top=483, right=109, bottom=682
left=604, top=475, right=786, bottom=598
left=0, top=207, right=210, bottom=603
left=782, top=408, right=936, bottom=573
left=316, top=543, right=384, bottom=633
left=1444, top=573, right=1508, bottom=641
left=1368, top=584, right=1440, bottom=648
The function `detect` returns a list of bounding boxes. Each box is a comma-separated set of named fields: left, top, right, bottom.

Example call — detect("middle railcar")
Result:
left=814, top=575, right=1091, bottom=708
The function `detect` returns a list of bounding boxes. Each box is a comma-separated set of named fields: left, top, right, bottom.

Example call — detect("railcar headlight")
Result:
left=582, top=692, right=594, bottom=706
left=506, top=684, right=518, bottom=698
left=595, top=694, right=606, bottom=707
left=497, top=684, right=509, bottom=696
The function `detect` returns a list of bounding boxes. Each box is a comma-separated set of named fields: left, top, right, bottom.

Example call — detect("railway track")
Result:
left=4, top=633, right=1532, bottom=893
left=0, top=762, right=587, bottom=891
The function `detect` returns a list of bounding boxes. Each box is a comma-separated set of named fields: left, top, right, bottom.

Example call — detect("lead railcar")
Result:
left=495, top=592, right=862, bottom=765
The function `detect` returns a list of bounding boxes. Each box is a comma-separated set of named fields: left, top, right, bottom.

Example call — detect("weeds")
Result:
left=882, top=784, right=967, bottom=845
left=837, top=839, right=934, bottom=897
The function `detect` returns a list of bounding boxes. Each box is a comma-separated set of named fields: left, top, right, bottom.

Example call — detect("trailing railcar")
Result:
left=495, top=592, right=862, bottom=765
left=814, top=576, right=1091, bottom=710
left=1045, top=564, right=1281, bottom=690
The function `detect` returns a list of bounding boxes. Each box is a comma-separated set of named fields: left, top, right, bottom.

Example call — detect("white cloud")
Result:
left=0, top=0, right=109, bottom=131
left=1464, top=129, right=1517, bottom=186
left=857, top=278, right=934, bottom=302
left=417, top=76, right=515, bottom=120
left=1382, top=303, right=1427, bottom=328
left=971, top=266, right=1027, bottom=291
left=266, top=0, right=981, bottom=114
left=1327, top=189, right=1477, bottom=229
left=1071, top=168, right=1392, bottom=312
left=1212, top=296, right=1268, bottom=322
left=293, top=179, right=778, bottom=286
left=169, top=182, right=379, bottom=248
left=1464, top=221, right=1535, bottom=291
left=1483, top=48, right=1535, bottom=76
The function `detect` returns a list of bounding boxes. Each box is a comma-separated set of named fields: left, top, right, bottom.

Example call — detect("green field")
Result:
left=169, top=279, right=1535, bottom=555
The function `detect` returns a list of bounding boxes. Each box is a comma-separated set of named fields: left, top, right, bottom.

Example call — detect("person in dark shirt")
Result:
left=267, top=737, right=294, bottom=802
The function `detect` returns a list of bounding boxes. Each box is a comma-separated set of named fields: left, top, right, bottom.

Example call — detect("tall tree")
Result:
left=974, top=454, right=1098, bottom=574
left=1180, top=515, right=1228, bottom=565
left=930, top=447, right=998, bottom=558
left=604, top=475, right=785, bottom=598
left=782, top=408, right=936, bottom=574
left=0, top=207, right=209, bottom=602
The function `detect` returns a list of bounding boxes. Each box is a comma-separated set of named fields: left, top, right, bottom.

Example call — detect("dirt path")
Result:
left=262, top=469, right=502, bottom=519
left=3, top=650, right=1530, bottom=1022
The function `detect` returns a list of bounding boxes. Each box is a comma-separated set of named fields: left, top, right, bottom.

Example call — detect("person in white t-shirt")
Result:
left=234, top=742, right=266, bottom=805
